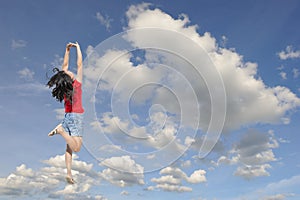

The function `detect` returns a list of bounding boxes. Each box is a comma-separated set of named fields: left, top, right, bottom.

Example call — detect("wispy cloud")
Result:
left=11, top=39, right=27, bottom=50
left=0, top=82, right=48, bottom=96
left=50, top=54, right=63, bottom=69
left=96, top=12, right=113, bottom=31
left=54, top=108, right=65, bottom=120
left=17, top=67, right=35, bottom=81
left=279, top=71, right=287, bottom=80
left=120, top=190, right=129, bottom=196
left=235, top=175, right=300, bottom=200
left=263, top=193, right=295, bottom=200
left=292, top=68, right=299, bottom=78
left=278, top=45, right=300, bottom=60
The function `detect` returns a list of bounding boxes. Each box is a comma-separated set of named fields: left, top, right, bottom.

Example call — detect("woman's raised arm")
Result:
left=74, top=42, right=83, bottom=83
left=62, top=43, right=73, bottom=71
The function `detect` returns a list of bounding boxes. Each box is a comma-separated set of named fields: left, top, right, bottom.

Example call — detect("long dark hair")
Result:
left=47, top=68, right=73, bottom=102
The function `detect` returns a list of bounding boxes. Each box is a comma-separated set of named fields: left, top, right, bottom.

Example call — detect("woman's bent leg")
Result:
left=55, top=124, right=82, bottom=152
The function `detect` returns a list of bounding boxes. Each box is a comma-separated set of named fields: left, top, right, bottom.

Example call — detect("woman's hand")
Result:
left=66, top=42, right=79, bottom=50
left=67, top=42, right=80, bottom=48
left=63, top=41, right=81, bottom=72
left=66, top=42, right=73, bottom=50
left=73, top=42, right=80, bottom=48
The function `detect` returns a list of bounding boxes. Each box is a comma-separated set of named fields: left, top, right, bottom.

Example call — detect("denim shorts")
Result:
left=61, top=113, right=83, bottom=137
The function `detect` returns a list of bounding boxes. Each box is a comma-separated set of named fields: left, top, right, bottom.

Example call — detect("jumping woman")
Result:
left=47, top=42, right=84, bottom=184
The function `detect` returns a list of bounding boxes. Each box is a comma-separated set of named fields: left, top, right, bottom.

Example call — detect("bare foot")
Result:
left=48, top=124, right=62, bottom=137
left=66, top=176, right=76, bottom=184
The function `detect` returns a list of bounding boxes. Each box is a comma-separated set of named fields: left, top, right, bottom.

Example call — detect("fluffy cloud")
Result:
left=234, top=164, right=271, bottom=179
left=85, top=4, right=300, bottom=148
left=214, top=129, right=279, bottom=179
left=125, top=4, right=300, bottom=130
left=89, top=110, right=193, bottom=173
left=83, top=3, right=300, bottom=176
left=147, top=166, right=206, bottom=192
left=0, top=155, right=102, bottom=199
left=278, top=45, right=300, bottom=60
left=100, top=156, right=145, bottom=187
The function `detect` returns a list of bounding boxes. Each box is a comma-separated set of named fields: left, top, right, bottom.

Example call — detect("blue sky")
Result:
left=1, top=0, right=300, bottom=200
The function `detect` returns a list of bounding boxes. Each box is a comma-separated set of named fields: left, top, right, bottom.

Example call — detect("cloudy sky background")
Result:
left=0, top=1, right=300, bottom=200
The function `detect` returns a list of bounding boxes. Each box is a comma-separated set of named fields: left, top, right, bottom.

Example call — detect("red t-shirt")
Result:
left=64, top=79, right=84, bottom=113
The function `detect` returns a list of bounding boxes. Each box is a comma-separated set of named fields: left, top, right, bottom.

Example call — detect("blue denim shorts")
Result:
left=61, top=113, right=83, bottom=137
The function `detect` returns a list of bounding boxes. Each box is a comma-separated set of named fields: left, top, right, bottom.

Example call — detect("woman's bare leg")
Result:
left=49, top=124, right=83, bottom=183
left=65, top=144, right=73, bottom=179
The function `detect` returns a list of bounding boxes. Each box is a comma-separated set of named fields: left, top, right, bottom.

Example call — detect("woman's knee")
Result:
left=68, top=143, right=81, bottom=152
left=73, top=137, right=82, bottom=152
left=73, top=147, right=81, bottom=152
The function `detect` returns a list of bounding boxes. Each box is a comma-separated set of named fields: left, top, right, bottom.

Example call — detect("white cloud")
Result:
left=278, top=45, right=300, bottom=60
left=82, top=4, right=300, bottom=175
left=181, top=160, right=192, bottom=168
left=0, top=154, right=102, bottom=199
left=95, top=111, right=187, bottom=156
left=184, top=136, right=195, bottom=146
left=186, top=169, right=207, bottom=184
left=96, top=12, right=113, bottom=31
left=148, top=166, right=206, bottom=193
left=81, top=3, right=300, bottom=190
left=154, top=184, right=192, bottom=193
left=100, top=156, right=145, bottom=187
left=281, top=117, right=290, bottom=125
left=151, top=175, right=181, bottom=185
left=263, top=193, right=293, bottom=200
left=11, top=39, right=27, bottom=49
left=146, top=154, right=155, bottom=160
left=234, top=164, right=271, bottom=179
left=220, top=35, right=228, bottom=47
left=279, top=71, right=287, bottom=80
left=264, top=175, right=300, bottom=193
left=86, top=3, right=300, bottom=134
left=17, top=67, right=35, bottom=81
left=235, top=175, right=299, bottom=200
left=99, top=144, right=123, bottom=154
left=0, top=82, right=48, bottom=96
left=120, top=190, right=129, bottom=196
left=137, top=4, right=299, bottom=128
left=50, top=54, right=63, bottom=69
left=292, top=68, right=299, bottom=78
left=54, top=108, right=65, bottom=120
left=214, top=130, right=279, bottom=179
left=277, top=65, right=285, bottom=70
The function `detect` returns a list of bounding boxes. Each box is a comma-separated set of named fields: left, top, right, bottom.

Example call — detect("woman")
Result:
left=47, top=42, right=84, bottom=184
